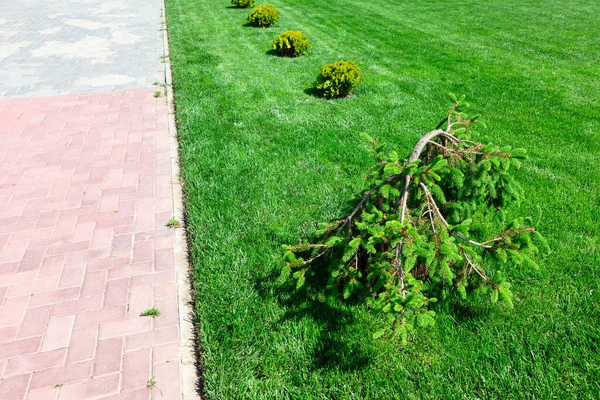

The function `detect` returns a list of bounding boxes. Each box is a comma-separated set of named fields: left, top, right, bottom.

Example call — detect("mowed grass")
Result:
left=164, top=0, right=600, bottom=398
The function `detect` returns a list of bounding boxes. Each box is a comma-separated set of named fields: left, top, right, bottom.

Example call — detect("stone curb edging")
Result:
left=160, top=2, right=201, bottom=399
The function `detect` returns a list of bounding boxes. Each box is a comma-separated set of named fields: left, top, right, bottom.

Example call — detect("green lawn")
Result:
left=164, top=0, right=600, bottom=398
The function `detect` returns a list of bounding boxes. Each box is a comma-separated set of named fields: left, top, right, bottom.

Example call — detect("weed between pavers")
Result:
left=147, top=376, right=163, bottom=395
left=166, top=218, right=181, bottom=228
left=140, top=308, right=161, bottom=317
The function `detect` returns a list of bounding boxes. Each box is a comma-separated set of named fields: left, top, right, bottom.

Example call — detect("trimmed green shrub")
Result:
left=271, top=30, right=311, bottom=57
left=231, top=0, right=255, bottom=8
left=247, top=5, right=280, bottom=27
left=316, top=60, right=363, bottom=99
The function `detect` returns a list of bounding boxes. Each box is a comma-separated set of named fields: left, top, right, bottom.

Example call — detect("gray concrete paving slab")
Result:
left=0, top=0, right=166, bottom=98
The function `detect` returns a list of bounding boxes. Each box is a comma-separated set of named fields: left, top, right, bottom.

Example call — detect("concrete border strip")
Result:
left=160, top=2, right=201, bottom=399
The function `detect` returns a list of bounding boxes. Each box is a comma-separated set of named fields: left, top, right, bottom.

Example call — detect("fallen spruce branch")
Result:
left=281, top=95, right=548, bottom=344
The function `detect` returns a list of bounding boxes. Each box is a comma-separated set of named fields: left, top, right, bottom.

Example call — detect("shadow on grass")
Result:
left=253, top=243, right=497, bottom=375
left=303, top=87, right=321, bottom=98
left=302, top=87, right=362, bottom=100
left=265, top=49, right=304, bottom=57
left=254, top=260, right=372, bottom=372
left=243, top=22, right=279, bottom=28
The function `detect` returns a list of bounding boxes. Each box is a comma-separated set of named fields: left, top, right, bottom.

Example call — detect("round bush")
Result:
left=271, top=30, right=311, bottom=57
left=231, top=0, right=255, bottom=8
left=316, top=60, right=363, bottom=99
left=247, top=5, right=280, bottom=27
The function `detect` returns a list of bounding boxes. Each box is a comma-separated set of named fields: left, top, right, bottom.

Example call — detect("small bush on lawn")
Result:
left=231, top=0, right=255, bottom=8
left=316, top=60, right=363, bottom=99
left=271, top=30, right=311, bottom=57
left=248, top=5, right=280, bottom=27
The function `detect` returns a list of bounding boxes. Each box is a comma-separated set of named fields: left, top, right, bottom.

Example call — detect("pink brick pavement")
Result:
left=0, top=89, right=184, bottom=400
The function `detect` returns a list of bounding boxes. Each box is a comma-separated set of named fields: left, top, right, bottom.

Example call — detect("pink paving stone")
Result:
left=0, top=327, right=19, bottom=345
left=0, top=262, right=19, bottom=275
left=0, top=337, right=42, bottom=360
left=27, top=234, right=70, bottom=251
left=0, top=271, right=38, bottom=288
left=38, top=255, right=66, bottom=280
left=66, top=325, right=98, bottom=364
left=125, top=326, right=178, bottom=352
left=0, top=89, right=184, bottom=399
left=57, top=372, right=120, bottom=400
left=116, top=200, right=136, bottom=219
left=26, top=386, right=60, bottom=400
left=0, top=286, right=8, bottom=303
left=154, top=211, right=172, bottom=229
left=153, top=296, right=178, bottom=329
left=113, top=224, right=136, bottom=236
left=99, top=194, right=119, bottom=213
left=72, top=222, right=96, bottom=243
left=51, top=216, right=78, bottom=237
left=78, top=211, right=116, bottom=225
left=99, top=318, right=152, bottom=340
left=153, top=342, right=179, bottom=364
left=0, top=235, right=9, bottom=253
left=87, top=256, right=130, bottom=272
left=152, top=361, right=181, bottom=400
left=0, top=373, right=31, bottom=400
left=127, top=286, right=154, bottom=320
left=30, top=360, right=92, bottom=389
left=80, top=270, right=108, bottom=298
left=65, top=247, right=111, bottom=264
left=5, top=349, right=67, bottom=376
left=75, top=305, right=127, bottom=328
left=134, top=207, right=155, bottom=232
left=40, top=315, right=75, bottom=351
left=107, top=263, right=154, bottom=282
left=103, top=278, right=130, bottom=307
left=121, top=348, right=151, bottom=390
left=131, top=271, right=176, bottom=288
left=154, top=248, right=174, bottom=272
left=50, top=295, right=105, bottom=319
left=93, top=338, right=123, bottom=376
left=1, top=241, right=28, bottom=263
left=111, top=234, right=133, bottom=257
left=134, top=229, right=171, bottom=242
left=90, top=228, right=115, bottom=250
left=153, top=282, right=177, bottom=300
left=28, top=287, right=80, bottom=308
left=17, top=306, right=52, bottom=339
left=36, top=211, right=60, bottom=229
left=0, top=296, right=30, bottom=328
left=96, top=389, right=150, bottom=400
left=133, top=240, right=154, bottom=264
left=17, top=248, right=46, bottom=272
left=57, top=262, right=86, bottom=289
left=0, top=222, right=32, bottom=237
left=11, top=227, right=54, bottom=244
left=47, top=241, right=90, bottom=257
left=7, top=278, right=59, bottom=298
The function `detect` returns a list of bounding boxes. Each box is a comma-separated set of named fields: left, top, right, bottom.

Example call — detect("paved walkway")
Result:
left=0, top=0, right=165, bottom=98
left=0, top=1, right=194, bottom=400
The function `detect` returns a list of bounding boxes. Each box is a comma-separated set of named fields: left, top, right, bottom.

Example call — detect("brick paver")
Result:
left=0, top=89, right=183, bottom=399
left=0, top=1, right=192, bottom=398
